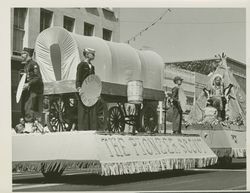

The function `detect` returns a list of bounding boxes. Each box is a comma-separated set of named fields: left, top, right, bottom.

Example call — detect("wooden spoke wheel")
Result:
left=140, top=105, right=158, bottom=133
left=95, top=99, right=108, bottom=131
left=108, top=106, right=125, bottom=133
left=49, top=96, right=70, bottom=132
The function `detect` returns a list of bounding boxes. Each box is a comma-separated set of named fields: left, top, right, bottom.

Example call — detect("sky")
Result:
left=117, top=8, right=246, bottom=63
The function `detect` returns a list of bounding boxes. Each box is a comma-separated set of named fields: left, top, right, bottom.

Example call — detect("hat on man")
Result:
left=173, top=76, right=183, bottom=84
left=22, top=47, right=34, bottom=57
left=83, top=48, right=95, bottom=56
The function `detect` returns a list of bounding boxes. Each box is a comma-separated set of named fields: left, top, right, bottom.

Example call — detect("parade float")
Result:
left=12, top=27, right=217, bottom=178
left=184, top=55, right=246, bottom=165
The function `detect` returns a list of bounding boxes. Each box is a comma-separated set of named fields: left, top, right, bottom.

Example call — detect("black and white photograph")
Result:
left=2, top=2, right=248, bottom=192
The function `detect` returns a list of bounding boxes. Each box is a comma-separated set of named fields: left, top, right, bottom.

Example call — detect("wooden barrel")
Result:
left=127, top=80, right=143, bottom=104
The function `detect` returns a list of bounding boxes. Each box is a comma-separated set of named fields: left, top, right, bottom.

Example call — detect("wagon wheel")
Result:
left=96, top=99, right=108, bottom=131
left=108, top=106, right=125, bottom=132
left=49, top=96, right=70, bottom=132
left=140, top=105, right=158, bottom=133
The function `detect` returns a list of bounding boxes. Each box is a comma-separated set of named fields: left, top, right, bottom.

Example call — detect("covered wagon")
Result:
left=35, top=27, right=164, bottom=133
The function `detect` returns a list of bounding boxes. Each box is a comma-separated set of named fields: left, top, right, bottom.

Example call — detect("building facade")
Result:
left=11, top=8, right=120, bottom=126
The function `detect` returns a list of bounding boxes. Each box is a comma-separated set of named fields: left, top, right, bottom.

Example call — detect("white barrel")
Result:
left=127, top=80, right=143, bottom=104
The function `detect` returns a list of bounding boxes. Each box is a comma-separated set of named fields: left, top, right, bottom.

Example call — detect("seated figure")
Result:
left=203, top=74, right=233, bottom=121
left=210, top=75, right=225, bottom=120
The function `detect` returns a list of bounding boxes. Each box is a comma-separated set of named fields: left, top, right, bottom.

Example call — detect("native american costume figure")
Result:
left=203, top=74, right=233, bottom=120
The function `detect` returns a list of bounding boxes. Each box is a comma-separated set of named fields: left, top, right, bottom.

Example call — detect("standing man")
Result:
left=172, top=76, right=184, bottom=134
left=75, top=48, right=96, bottom=130
left=20, top=47, right=43, bottom=123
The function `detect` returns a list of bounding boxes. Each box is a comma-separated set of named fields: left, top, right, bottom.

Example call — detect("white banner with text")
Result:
left=12, top=132, right=217, bottom=176
left=95, top=134, right=217, bottom=175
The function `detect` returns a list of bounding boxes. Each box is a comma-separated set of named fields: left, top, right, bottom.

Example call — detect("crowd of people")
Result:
left=13, top=117, right=50, bottom=134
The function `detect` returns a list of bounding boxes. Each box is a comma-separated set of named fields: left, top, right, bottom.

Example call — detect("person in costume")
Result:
left=20, top=47, right=43, bottom=123
left=75, top=48, right=97, bottom=130
left=172, top=76, right=184, bottom=134
left=209, top=75, right=225, bottom=120
left=76, top=48, right=96, bottom=92
left=210, top=74, right=233, bottom=121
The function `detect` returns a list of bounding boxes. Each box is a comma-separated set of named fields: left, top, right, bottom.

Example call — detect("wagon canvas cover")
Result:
left=35, top=27, right=164, bottom=100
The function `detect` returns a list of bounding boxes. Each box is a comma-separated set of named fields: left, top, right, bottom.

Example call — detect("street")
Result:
left=13, top=159, right=246, bottom=192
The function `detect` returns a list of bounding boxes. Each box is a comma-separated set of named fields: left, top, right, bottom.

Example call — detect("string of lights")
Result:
left=125, top=9, right=172, bottom=44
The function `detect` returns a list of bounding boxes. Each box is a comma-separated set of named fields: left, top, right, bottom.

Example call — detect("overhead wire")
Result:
left=120, top=21, right=245, bottom=24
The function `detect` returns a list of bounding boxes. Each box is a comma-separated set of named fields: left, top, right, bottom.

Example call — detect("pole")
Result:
left=164, top=97, right=167, bottom=134
left=133, top=104, right=140, bottom=135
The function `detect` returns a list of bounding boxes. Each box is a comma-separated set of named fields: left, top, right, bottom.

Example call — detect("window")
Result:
left=103, top=28, right=112, bottom=41
left=63, top=16, right=75, bottom=32
left=40, top=8, right=53, bottom=32
left=85, top=8, right=99, bottom=16
left=13, top=8, right=27, bottom=55
left=102, top=8, right=117, bottom=21
left=186, top=96, right=194, bottom=106
left=84, top=22, right=94, bottom=36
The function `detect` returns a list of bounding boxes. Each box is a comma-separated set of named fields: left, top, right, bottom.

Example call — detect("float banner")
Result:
left=184, top=129, right=246, bottom=158
left=96, top=135, right=217, bottom=176
left=12, top=132, right=217, bottom=176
